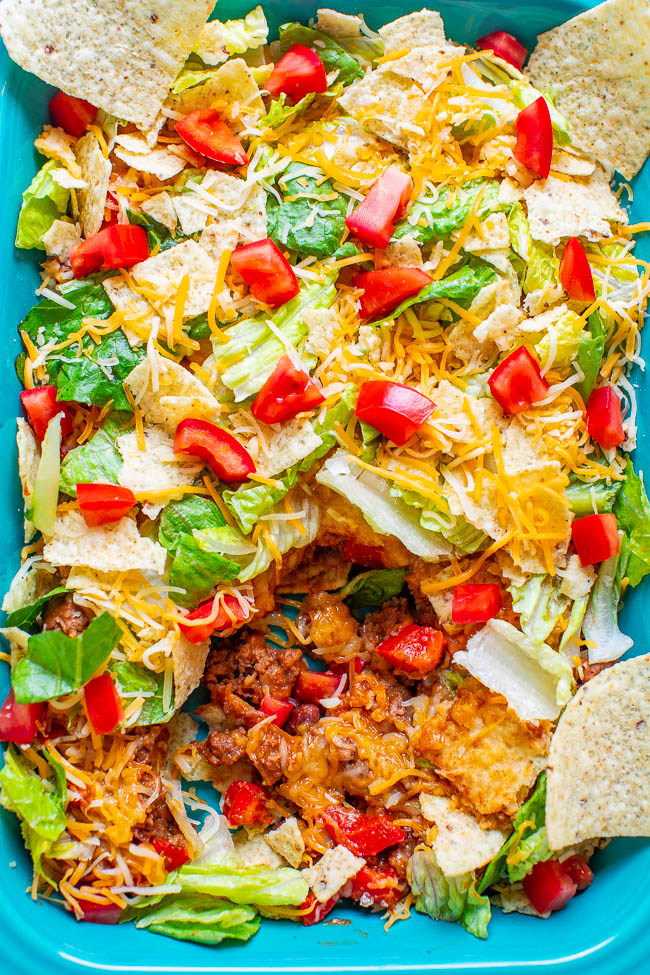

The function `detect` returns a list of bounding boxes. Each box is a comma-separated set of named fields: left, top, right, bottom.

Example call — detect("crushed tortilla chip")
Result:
left=75, top=131, right=111, bottom=237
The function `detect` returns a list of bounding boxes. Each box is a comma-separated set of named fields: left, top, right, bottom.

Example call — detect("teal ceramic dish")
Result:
left=1, top=1, right=648, bottom=972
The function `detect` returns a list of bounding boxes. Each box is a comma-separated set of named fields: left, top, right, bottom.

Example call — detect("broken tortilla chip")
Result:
left=546, top=652, right=650, bottom=849
left=528, top=0, right=650, bottom=179
left=75, top=131, right=111, bottom=237
left=0, top=0, right=214, bottom=128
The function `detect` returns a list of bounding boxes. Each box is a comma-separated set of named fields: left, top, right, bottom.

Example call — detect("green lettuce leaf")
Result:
left=28, top=412, right=62, bottom=536
left=260, top=92, right=316, bottom=129
left=279, top=23, right=364, bottom=86
left=533, top=309, right=585, bottom=370
left=15, top=160, right=70, bottom=250
left=174, top=861, right=309, bottom=905
left=267, top=162, right=348, bottom=259
left=11, top=612, right=122, bottom=703
left=110, top=661, right=175, bottom=725
left=391, top=483, right=488, bottom=554
left=369, top=260, right=497, bottom=327
left=53, top=329, right=145, bottom=410
left=4, top=586, right=68, bottom=633
left=393, top=179, right=505, bottom=245
left=508, top=203, right=558, bottom=294
left=575, top=310, right=606, bottom=401
left=473, top=56, right=571, bottom=145
left=127, top=208, right=181, bottom=252
left=211, top=6, right=267, bottom=57
left=59, top=428, right=123, bottom=497
left=613, top=460, right=650, bottom=588
left=338, top=568, right=407, bottom=608
left=124, top=893, right=259, bottom=945
left=409, top=848, right=491, bottom=939
left=582, top=547, right=633, bottom=663
left=159, top=497, right=241, bottom=608
left=566, top=471, right=620, bottom=517
left=508, top=575, right=568, bottom=644
left=0, top=746, right=67, bottom=884
left=478, top=773, right=548, bottom=892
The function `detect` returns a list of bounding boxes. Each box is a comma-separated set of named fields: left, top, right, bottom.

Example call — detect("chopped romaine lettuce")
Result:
left=278, top=23, right=364, bottom=87
left=54, top=329, right=145, bottom=410
left=110, top=661, right=175, bottom=725
left=508, top=203, right=558, bottom=294
left=338, top=567, right=407, bottom=608
left=124, top=894, right=260, bottom=946
left=391, top=483, right=488, bottom=554
left=393, top=180, right=506, bottom=245
left=213, top=6, right=268, bottom=56
left=370, top=260, right=497, bottom=327
left=575, top=310, right=606, bottom=401
left=267, top=162, right=348, bottom=259
left=15, top=160, right=70, bottom=250
left=59, top=428, right=123, bottom=497
left=478, top=773, right=548, bottom=892
left=260, top=92, right=316, bottom=129
left=28, top=412, right=62, bottom=537
left=4, top=585, right=68, bottom=633
left=508, top=574, right=568, bottom=644
left=174, top=861, right=309, bottom=905
left=582, top=548, right=633, bottom=663
left=409, top=848, right=491, bottom=940
left=612, top=460, right=650, bottom=587
left=566, top=472, right=620, bottom=517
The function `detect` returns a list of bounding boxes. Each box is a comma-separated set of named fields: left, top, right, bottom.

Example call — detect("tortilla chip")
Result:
left=420, top=794, right=508, bottom=877
left=382, top=236, right=423, bottom=268
left=0, top=0, right=214, bottom=129
left=131, top=239, right=220, bottom=328
left=102, top=276, right=162, bottom=344
left=303, top=845, right=365, bottom=903
left=113, top=145, right=186, bottom=181
left=171, top=632, right=209, bottom=708
left=49, top=168, right=87, bottom=190
left=117, top=426, right=203, bottom=497
left=546, top=653, right=650, bottom=849
left=249, top=417, right=322, bottom=478
left=265, top=816, right=305, bottom=868
left=44, top=509, right=167, bottom=574
left=75, top=132, right=111, bottom=237
left=140, top=192, right=178, bottom=232
left=125, top=354, right=221, bottom=430
left=16, top=418, right=39, bottom=543
left=315, top=8, right=366, bottom=40
left=523, top=169, right=627, bottom=246
left=378, top=9, right=449, bottom=53
left=234, top=833, right=285, bottom=869
left=173, top=195, right=208, bottom=236
left=1, top=563, right=39, bottom=615
left=34, top=125, right=81, bottom=177
left=167, top=58, right=265, bottom=126
left=527, top=0, right=650, bottom=179
left=42, top=219, right=81, bottom=261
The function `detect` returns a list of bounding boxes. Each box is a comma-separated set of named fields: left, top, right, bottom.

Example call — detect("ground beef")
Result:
left=285, top=703, right=320, bottom=735
left=281, top=544, right=351, bottom=592
left=582, top=660, right=614, bottom=682
left=222, top=688, right=264, bottom=728
left=387, top=826, right=419, bottom=882
left=42, top=594, right=90, bottom=638
left=204, top=630, right=302, bottom=706
left=132, top=726, right=169, bottom=774
left=246, top=723, right=296, bottom=786
left=201, top=727, right=249, bottom=767
left=133, top=794, right=184, bottom=847
left=361, top=597, right=414, bottom=652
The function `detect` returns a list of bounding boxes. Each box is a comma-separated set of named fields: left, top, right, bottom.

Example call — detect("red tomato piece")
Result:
left=513, top=96, right=553, bottom=179
left=20, top=385, right=73, bottom=442
left=343, top=541, right=385, bottom=569
left=560, top=855, right=594, bottom=892
left=571, top=512, right=620, bottom=566
left=320, top=805, right=405, bottom=857
left=83, top=673, right=123, bottom=735
left=488, top=346, right=549, bottom=414
left=476, top=30, right=527, bottom=70
left=559, top=237, right=596, bottom=302
left=586, top=386, right=625, bottom=450
left=522, top=860, right=577, bottom=914
left=355, top=380, right=435, bottom=446
left=150, top=837, right=191, bottom=871
left=266, top=44, right=328, bottom=104
left=76, top=899, right=123, bottom=925
left=259, top=695, right=294, bottom=727
left=375, top=623, right=445, bottom=674
left=0, top=689, right=45, bottom=744
left=330, top=657, right=365, bottom=676
left=300, top=891, right=340, bottom=925
left=452, top=583, right=503, bottom=624
left=354, top=267, right=431, bottom=320
left=178, top=594, right=251, bottom=644
left=223, top=780, right=271, bottom=826
left=176, top=109, right=248, bottom=166
left=174, top=418, right=255, bottom=483
left=251, top=354, right=324, bottom=424
left=293, top=670, right=341, bottom=703
left=70, top=225, right=149, bottom=278
left=350, top=864, right=401, bottom=908
left=76, top=483, right=136, bottom=528
left=345, top=166, right=414, bottom=249
left=231, top=238, right=299, bottom=307
left=49, top=91, right=97, bottom=137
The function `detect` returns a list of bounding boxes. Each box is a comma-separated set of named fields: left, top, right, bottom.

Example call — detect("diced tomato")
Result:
left=571, top=512, right=620, bottom=566
left=354, top=267, right=431, bottom=320
left=77, top=482, right=136, bottom=528
left=178, top=594, right=251, bottom=644
left=560, top=855, right=594, bottom=892
left=586, top=386, right=625, bottom=450
left=174, top=418, right=255, bottom=483
left=151, top=836, right=191, bottom=871
left=300, top=891, right=339, bottom=926
left=355, top=379, right=435, bottom=446
left=330, top=657, right=365, bottom=676
left=0, top=689, right=45, bottom=744
left=176, top=109, right=248, bottom=166
left=320, top=805, right=405, bottom=857
left=375, top=623, right=445, bottom=674
left=488, top=346, right=549, bottom=414
left=83, top=673, right=123, bottom=735
left=251, top=354, right=324, bottom=424
left=49, top=91, right=97, bottom=137
left=522, top=859, right=577, bottom=914
left=513, top=96, right=553, bottom=180
left=259, top=695, right=294, bottom=727
left=345, top=166, right=414, bottom=249
left=476, top=30, right=527, bottom=70
left=293, top=670, right=341, bottom=703
left=76, top=899, right=123, bottom=925
left=452, top=584, right=502, bottom=624
left=559, top=237, right=595, bottom=302
left=20, top=385, right=73, bottom=442
left=266, top=44, right=328, bottom=104
left=69, top=225, right=149, bottom=278
left=350, top=864, right=401, bottom=908
left=223, top=780, right=271, bottom=826
left=230, top=238, right=299, bottom=307
left=343, top=541, right=385, bottom=569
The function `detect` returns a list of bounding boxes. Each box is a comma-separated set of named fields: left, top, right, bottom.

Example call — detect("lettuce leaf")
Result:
left=391, top=483, right=488, bottom=554
left=110, top=661, right=175, bottom=725
left=267, top=162, right=348, bottom=259
left=278, top=23, right=364, bottom=86
left=127, top=208, right=181, bottom=252
left=533, top=309, right=585, bottom=370
left=369, top=260, right=497, bottom=327
left=28, top=412, right=62, bottom=536
left=508, top=203, right=558, bottom=294
left=53, top=329, right=145, bottom=410
left=409, top=848, right=491, bottom=939
left=566, top=471, right=620, bottom=517
left=508, top=574, right=568, bottom=644
left=59, top=428, right=123, bottom=497
left=478, top=773, right=547, bottom=892
left=174, top=861, right=309, bottom=905
left=393, top=179, right=505, bottom=245
left=214, top=6, right=267, bottom=56
left=159, top=497, right=241, bottom=608
left=15, top=160, right=70, bottom=250
left=0, top=746, right=67, bottom=884
left=473, top=56, right=571, bottom=145
left=338, top=568, right=407, bottom=608
left=575, top=310, right=606, bottom=401
left=582, top=548, right=633, bottom=664
left=260, top=91, right=316, bottom=129
left=613, top=460, right=650, bottom=588
left=4, top=586, right=68, bottom=633
left=124, top=894, right=259, bottom=945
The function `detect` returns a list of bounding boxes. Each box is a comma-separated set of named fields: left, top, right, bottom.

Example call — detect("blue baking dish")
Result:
left=0, top=1, right=648, bottom=972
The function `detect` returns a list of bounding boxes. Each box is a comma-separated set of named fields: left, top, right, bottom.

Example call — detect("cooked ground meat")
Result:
left=222, top=688, right=264, bottom=728
left=201, top=727, right=249, bottom=767
left=204, top=630, right=302, bottom=707
left=280, top=544, right=351, bottom=592
left=42, top=594, right=90, bottom=638
left=246, top=722, right=296, bottom=786
left=582, top=660, right=613, bottom=682
left=285, top=703, right=320, bottom=735
left=132, top=726, right=169, bottom=774
left=362, top=597, right=415, bottom=652
left=133, top=794, right=184, bottom=847
left=387, top=826, right=419, bottom=882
